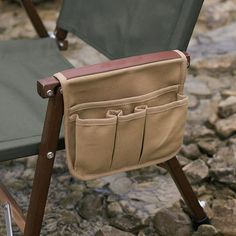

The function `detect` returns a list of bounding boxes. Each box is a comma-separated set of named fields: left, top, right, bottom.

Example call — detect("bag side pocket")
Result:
left=140, top=95, right=188, bottom=164
left=75, top=115, right=117, bottom=176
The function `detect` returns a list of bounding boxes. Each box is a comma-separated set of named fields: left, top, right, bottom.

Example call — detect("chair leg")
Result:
left=164, top=156, right=210, bottom=229
left=23, top=152, right=56, bottom=236
left=24, top=89, right=64, bottom=236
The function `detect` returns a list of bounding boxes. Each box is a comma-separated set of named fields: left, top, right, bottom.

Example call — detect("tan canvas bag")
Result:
left=54, top=50, right=188, bottom=180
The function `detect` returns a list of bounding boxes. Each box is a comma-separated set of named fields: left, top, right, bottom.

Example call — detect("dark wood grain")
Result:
left=24, top=89, right=63, bottom=236
left=20, top=0, right=49, bottom=38
left=165, top=157, right=207, bottom=221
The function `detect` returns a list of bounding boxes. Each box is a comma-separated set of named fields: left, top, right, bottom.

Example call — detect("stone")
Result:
left=199, top=1, right=236, bottom=30
left=187, top=99, right=219, bottom=124
left=112, top=176, right=182, bottom=223
left=207, top=113, right=219, bottom=129
left=189, top=21, right=236, bottom=59
left=108, top=176, right=133, bottom=195
left=61, top=191, right=83, bottom=210
left=153, top=206, right=193, bottom=236
left=138, top=227, right=160, bottom=236
left=185, top=78, right=211, bottom=99
left=22, top=168, right=34, bottom=180
left=127, top=177, right=181, bottom=210
left=213, top=186, right=236, bottom=201
left=221, top=89, right=236, bottom=98
left=107, top=202, right=123, bottom=217
left=181, top=144, right=201, bottom=160
left=201, top=75, right=230, bottom=91
left=96, top=225, right=135, bottom=236
left=198, top=139, right=218, bottom=156
left=177, top=155, right=191, bottom=167
left=119, top=200, right=150, bottom=222
left=218, top=96, right=236, bottom=118
left=85, top=179, right=106, bottom=189
left=192, top=126, right=215, bottom=140
left=44, top=217, right=57, bottom=233
left=188, top=95, right=199, bottom=109
left=78, top=193, right=105, bottom=220
left=192, top=224, right=219, bottom=236
left=53, top=156, right=67, bottom=173
left=208, top=146, right=236, bottom=189
left=210, top=166, right=236, bottom=188
left=211, top=199, right=236, bottom=236
left=215, top=114, right=236, bottom=138
left=58, top=211, right=81, bottom=225
left=228, top=135, right=236, bottom=145
left=191, top=53, right=236, bottom=74
left=137, top=231, right=146, bottom=236
left=183, top=159, right=209, bottom=184
left=26, top=156, right=37, bottom=168
left=110, top=215, right=146, bottom=233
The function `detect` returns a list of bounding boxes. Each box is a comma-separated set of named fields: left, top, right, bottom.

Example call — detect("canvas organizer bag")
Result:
left=54, top=50, right=189, bottom=180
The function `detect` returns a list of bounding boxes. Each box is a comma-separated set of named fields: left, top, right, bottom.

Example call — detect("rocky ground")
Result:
left=0, top=0, right=236, bottom=235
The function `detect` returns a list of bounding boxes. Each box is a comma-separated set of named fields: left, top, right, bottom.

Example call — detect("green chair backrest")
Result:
left=57, top=0, right=204, bottom=59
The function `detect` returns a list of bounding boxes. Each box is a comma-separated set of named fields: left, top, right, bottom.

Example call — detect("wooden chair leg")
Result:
left=24, top=89, right=63, bottom=236
left=164, top=156, right=210, bottom=228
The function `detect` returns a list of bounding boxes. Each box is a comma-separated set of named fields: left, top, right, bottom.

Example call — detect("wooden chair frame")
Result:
left=0, top=1, right=210, bottom=235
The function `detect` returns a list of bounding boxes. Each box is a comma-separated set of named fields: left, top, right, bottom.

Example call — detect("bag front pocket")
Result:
left=71, top=86, right=187, bottom=178
left=75, top=115, right=117, bottom=176
left=108, top=106, right=147, bottom=170
left=140, top=95, right=188, bottom=164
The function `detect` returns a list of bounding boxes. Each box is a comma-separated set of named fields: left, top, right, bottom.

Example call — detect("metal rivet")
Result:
left=46, top=90, right=54, bottom=97
left=58, top=41, right=64, bottom=48
left=47, top=152, right=54, bottom=159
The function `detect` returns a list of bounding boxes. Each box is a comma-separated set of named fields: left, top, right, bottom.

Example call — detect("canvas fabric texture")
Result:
left=57, top=0, right=204, bottom=59
left=0, top=38, right=72, bottom=161
left=54, top=50, right=188, bottom=180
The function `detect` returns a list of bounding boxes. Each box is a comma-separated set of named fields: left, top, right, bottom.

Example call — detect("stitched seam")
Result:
left=70, top=85, right=178, bottom=113
left=146, top=98, right=188, bottom=114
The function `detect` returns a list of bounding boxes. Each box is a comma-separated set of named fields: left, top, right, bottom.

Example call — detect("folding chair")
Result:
left=0, top=0, right=210, bottom=235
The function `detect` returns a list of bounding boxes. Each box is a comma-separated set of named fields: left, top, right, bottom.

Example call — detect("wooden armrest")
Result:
left=37, top=50, right=190, bottom=98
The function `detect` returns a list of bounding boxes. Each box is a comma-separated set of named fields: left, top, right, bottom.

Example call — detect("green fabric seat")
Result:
left=58, top=0, right=204, bottom=59
left=0, top=38, right=73, bottom=162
